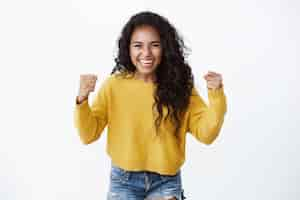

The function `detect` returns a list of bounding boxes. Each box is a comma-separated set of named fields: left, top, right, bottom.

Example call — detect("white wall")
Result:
left=0, top=0, right=299, bottom=199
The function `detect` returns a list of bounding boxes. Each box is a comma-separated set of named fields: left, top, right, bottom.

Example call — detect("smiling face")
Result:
left=129, top=25, right=162, bottom=78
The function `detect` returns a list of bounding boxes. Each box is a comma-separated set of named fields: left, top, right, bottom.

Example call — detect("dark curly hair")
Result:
left=111, top=11, right=194, bottom=138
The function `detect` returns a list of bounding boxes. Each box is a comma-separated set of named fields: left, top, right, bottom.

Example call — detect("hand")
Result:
left=78, top=74, right=98, bottom=99
left=203, top=71, right=223, bottom=90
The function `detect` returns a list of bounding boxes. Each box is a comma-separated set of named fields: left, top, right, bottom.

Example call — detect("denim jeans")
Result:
left=107, top=163, right=186, bottom=200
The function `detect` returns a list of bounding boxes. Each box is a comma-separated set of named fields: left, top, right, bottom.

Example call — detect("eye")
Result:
left=133, top=45, right=141, bottom=48
left=152, top=43, right=161, bottom=47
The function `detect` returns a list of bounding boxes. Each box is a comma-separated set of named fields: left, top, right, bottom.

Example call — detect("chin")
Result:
left=140, top=69, right=155, bottom=75
left=136, top=66, right=156, bottom=74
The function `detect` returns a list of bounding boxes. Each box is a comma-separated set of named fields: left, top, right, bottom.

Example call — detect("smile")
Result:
left=140, top=60, right=153, bottom=65
left=139, top=60, right=154, bottom=68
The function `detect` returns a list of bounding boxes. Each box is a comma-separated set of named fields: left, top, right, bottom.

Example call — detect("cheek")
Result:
left=129, top=50, right=138, bottom=62
left=154, top=50, right=162, bottom=62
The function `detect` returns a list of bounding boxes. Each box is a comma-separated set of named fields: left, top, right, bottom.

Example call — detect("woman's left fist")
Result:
left=203, top=71, right=223, bottom=89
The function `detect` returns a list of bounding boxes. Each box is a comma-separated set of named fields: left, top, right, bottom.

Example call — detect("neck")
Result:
left=134, top=71, right=156, bottom=83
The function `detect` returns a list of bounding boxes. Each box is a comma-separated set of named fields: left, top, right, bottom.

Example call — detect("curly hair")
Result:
left=111, top=11, right=194, bottom=138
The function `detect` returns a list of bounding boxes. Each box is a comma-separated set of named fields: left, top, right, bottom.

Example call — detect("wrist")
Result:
left=76, top=95, right=88, bottom=104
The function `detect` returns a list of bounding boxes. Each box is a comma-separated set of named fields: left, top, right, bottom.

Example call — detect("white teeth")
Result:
left=140, top=60, right=153, bottom=64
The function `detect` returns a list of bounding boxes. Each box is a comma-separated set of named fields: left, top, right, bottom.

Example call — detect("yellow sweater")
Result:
left=74, top=73, right=227, bottom=175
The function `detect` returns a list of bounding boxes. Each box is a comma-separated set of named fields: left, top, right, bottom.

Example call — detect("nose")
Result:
left=142, top=46, right=152, bottom=57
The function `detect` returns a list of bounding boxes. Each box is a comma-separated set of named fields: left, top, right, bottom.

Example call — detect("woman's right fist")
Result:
left=78, top=74, right=98, bottom=99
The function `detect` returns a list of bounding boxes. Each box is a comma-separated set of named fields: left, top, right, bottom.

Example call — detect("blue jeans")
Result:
left=107, top=163, right=186, bottom=200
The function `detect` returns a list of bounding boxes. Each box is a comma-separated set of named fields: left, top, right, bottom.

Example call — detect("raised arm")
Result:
left=187, top=71, right=227, bottom=145
left=74, top=75, right=110, bottom=144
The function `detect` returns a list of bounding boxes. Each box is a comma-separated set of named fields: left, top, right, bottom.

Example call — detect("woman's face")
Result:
left=129, top=25, right=162, bottom=76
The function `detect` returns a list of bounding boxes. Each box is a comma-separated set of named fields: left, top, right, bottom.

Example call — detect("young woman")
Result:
left=74, top=11, right=227, bottom=200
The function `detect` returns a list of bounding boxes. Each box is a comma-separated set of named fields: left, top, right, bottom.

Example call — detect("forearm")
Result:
left=202, top=87, right=227, bottom=144
left=74, top=99, right=100, bottom=144
left=208, top=87, right=227, bottom=119
left=197, top=108, right=225, bottom=144
left=189, top=86, right=227, bottom=145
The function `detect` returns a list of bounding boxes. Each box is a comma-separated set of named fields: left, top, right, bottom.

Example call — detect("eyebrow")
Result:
left=131, top=41, right=161, bottom=44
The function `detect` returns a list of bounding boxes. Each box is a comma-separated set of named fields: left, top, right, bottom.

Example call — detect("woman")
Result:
left=74, top=11, right=227, bottom=200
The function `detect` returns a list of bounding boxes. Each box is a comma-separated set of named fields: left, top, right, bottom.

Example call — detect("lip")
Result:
left=140, top=59, right=153, bottom=63
left=139, top=59, right=154, bottom=68
left=140, top=63, right=153, bottom=69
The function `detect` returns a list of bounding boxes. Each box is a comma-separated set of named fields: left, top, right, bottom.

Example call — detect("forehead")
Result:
left=130, top=25, right=160, bottom=42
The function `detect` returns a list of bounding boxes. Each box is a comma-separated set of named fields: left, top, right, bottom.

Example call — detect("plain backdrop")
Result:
left=0, top=0, right=299, bottom=199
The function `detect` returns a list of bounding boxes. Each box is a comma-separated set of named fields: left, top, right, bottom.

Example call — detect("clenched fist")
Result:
left=203, top=71, right=223, bottom=90
left=77, top=74, right=98, bottom=103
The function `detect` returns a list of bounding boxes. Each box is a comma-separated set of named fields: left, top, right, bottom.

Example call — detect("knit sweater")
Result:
left=74, top=73, right=227, bottom=175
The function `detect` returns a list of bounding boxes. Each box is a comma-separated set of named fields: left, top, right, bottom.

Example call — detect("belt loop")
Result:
left=144, top=172, right=150, bottom=191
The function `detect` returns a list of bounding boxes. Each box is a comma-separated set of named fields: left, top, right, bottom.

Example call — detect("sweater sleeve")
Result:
left=187, top=86, right=227, bottom=145
left=74, top=77, right=110, bottom=144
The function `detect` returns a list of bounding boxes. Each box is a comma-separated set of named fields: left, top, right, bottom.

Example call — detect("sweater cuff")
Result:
left=208, top=85, right=225, bottom=99
left=75, top=98, right=89, bottom=108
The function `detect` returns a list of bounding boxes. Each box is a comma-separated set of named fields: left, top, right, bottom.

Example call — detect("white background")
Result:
left=0, top=0, right=299, bottom=199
